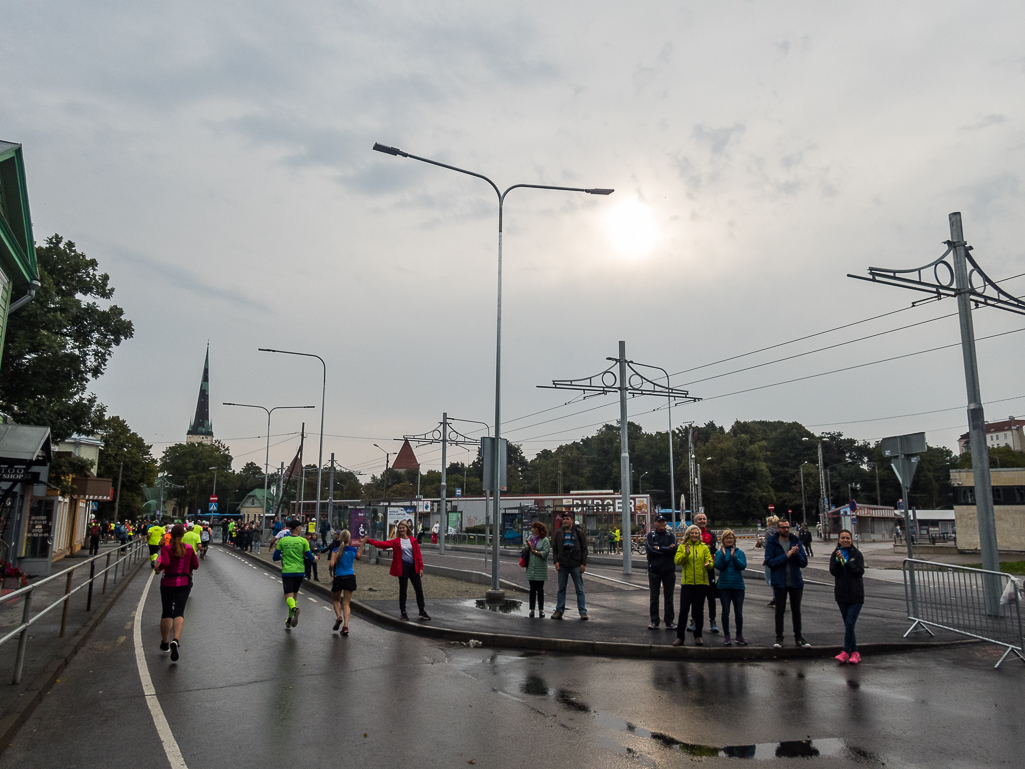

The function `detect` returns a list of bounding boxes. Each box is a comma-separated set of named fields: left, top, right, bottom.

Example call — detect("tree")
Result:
left=0, top=235, right=133, bottom=441
left=95, top=415, right=158, bottom=519
left=159, top=441, right=233, bottom=519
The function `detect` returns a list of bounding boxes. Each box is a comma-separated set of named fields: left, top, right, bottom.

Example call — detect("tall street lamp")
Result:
left=799, top=461, right=815, bottom=527
left=259, top=348, right=327, bottom=522
left=373, top=142, right=613, bottom=599
left=224, top=402, right=314, bottom=532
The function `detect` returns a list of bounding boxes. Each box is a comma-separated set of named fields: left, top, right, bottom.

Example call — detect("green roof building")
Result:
left=0, top=141, right=40, bottom=367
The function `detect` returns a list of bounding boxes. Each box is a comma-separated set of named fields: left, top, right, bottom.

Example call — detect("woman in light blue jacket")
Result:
left=714, top=530, right=747, bottom=646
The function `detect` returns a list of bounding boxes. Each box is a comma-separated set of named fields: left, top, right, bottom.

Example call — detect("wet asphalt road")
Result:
left=2, top=545, right=1020, bottom=769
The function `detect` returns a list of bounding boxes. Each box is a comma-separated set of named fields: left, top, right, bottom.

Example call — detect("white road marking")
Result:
left=133, top=570, right=189, bottom=769
left=306, top=597, right=316, bottom=602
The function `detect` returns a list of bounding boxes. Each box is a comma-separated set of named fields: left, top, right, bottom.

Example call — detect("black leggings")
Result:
left=529, top=580, right=545, bottom=611
left=678, top=584, right=709, bottom=639
left=398, top=561, right=425, bottom=613
left=160, top=585, right=191, bottom=619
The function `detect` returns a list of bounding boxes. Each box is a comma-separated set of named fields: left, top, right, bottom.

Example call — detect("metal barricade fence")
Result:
left=902, top=558, right=1024, bottom=668
left=0, top=539, right=146, bottom=684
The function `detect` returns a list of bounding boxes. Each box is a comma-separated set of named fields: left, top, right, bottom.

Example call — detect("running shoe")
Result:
left=400, top=611, right=410, bottom=621
left=579, top=612, right=589, bottom=621
left=736, top=636, right=748, bottom=646
left=333, top=618, right=343, bottom=632
left=159, top=641, right=170, bottom=654
left=848, top=652, right=861, bottom=665
left=835, top=651, right=850, bottom=664
left=170, top=640, right=180, bottom=662
left=419, top=610, right=431, bottom=620
left=648, top=623, right=660, bottom=630
left=342, top=626, right=349, bottom=636
left=795, top=636, right=812, bottom=648
left=538, top=611, right=545, bottom=618
left=290, top=607, right=301, bottom=627
left=686, top=622, right=695, bottom=632
left=723, top=634, right=732, bottom=646
left=665, top=622, right=676, bottom=630
left=773, top=637, right=784, bottom=648
left=709, top=621, right=719, bottom=634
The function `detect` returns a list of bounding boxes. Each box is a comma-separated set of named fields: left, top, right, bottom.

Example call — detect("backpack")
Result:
left=91, top=524, right=101, bottom=536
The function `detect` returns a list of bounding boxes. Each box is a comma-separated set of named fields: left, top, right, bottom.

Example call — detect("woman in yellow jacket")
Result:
left=673, top=525, right=713, bottom=647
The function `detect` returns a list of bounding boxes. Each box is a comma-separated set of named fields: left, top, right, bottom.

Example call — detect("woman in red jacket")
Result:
left=367, top=521, right=431, bottom=621
left=155, top=524, right=199, bottom=661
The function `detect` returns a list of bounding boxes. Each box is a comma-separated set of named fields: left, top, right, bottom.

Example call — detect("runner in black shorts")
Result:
left=155, top=524, right=199, bottom=662
left=330, top=530, right=361, bottom=635
left=273, top=520, right=314, bottom=629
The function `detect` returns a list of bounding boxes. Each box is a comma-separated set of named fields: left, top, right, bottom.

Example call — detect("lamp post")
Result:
left=259, top=348, right=327, bottom=522
left=209, top=466, right=218, bottom=521
left=373, top=443, right=389, bottom=539
left=799, top=461, right=814, bottom=527
left=224, top=402, right=315, bottom=532
left=373, top=142, right=613, bottom=599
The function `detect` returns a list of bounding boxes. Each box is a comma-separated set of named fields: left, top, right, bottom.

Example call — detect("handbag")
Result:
left=519, top=544, right=530, bottom=568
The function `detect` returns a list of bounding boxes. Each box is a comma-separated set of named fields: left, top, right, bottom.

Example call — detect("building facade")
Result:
left=0, top=140, right=40, bottom=367
left=957, top=417, right=1025, bottom=454
left=951, top=467, right=1025, bottom=552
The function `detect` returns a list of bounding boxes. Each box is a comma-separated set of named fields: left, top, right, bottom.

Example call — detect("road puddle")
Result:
left=470, top=598, right=527, bottom=615
left=594, top=712, right=874, bottom=761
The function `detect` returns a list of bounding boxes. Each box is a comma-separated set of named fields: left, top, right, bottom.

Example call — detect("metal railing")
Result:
left=0, top=539, right=146, bottom=684
left=903, top=558, right=1024, bottom=668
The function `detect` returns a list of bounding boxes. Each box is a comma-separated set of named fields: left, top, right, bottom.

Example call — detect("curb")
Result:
left=223, top=545, right=973, bottom=661
left=0, top=552, right=147, bottom=755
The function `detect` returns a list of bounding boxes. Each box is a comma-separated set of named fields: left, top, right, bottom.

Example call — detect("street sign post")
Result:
left=209, top=494, right=218, bottom=513
left=881, top=433, right=924, bottom=560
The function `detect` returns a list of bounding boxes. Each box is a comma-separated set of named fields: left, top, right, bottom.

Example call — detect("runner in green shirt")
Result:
left=273, top=519, right=314, bottom=629
left=147, top=522, right=166, bottom=567
left=183, top=523, right=202, bottom=551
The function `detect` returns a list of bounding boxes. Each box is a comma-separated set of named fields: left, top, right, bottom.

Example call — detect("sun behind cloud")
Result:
left=605, top=199, right=658, bottom=257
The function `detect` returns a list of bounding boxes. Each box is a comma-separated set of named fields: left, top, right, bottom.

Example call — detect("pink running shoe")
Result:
left=834, top=651, right=849, bottom=664
left=848, top=652, right=861, bottom=665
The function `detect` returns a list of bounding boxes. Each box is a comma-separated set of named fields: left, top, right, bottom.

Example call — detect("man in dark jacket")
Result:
left=799, top=524, right=814, bottom=557
left=645, top=515, right=678, bottom=630
left=551, top=514, right=588, bottom=620
left=764, top=519, right=810, bottom=648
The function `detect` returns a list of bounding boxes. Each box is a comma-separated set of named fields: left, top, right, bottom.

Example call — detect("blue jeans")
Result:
left=718, top=588, right=744, bottom=637
left=556, top=566, right=586, bottom=614
left=837, top=602, right=862, bottom=652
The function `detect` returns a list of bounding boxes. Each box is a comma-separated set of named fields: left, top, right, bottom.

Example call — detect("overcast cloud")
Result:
left=2, top=1, right=1023, bottom=477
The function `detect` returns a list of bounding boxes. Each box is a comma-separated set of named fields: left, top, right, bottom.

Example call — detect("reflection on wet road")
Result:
left=1, top=545, right=1019, bottom=768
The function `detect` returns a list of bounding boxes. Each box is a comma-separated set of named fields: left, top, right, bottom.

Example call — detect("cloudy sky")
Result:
left=2, top=1, right=1023, bottom=479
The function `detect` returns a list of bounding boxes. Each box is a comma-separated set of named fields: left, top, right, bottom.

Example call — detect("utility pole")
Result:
left=799, top=464, right=807, bottom=526
left=696, top=463, right=702, bottom=513
left=328, top=453, right=335, bottom=527
left=817, top=440, right=828, bottom=532
left=849, top=212, right=1022, bottom=597
left=404, top=416, right=481, bottom=557
left=113, top=460, right=124, bottom=520
left=688, top=426, right=696, bottom=523
left=539, top=341, right=700, bottom=575
left=875, top=463, right=881, bottom=505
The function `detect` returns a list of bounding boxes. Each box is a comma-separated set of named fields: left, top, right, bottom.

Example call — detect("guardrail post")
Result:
left=59, top=570, right=74, bottom=637
left=11, top=589, right=34, bottom=685
left=102, top=552, right=111, bottom=594
left=86, top=560, right=95, bottom=611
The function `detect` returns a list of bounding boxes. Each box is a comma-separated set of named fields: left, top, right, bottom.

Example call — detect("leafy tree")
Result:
left=159, top=441, right=233, bottom=519
left=0, top=235, right=133, bottom=441
left=231, top=461, right=267, bottom=506
left=49, top=453, right=95, bottom=496
left=95, top=415, right=158, bottom=519
left=958, top=445, right=1025, bottom=470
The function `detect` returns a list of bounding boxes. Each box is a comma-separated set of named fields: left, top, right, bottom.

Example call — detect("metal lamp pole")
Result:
left=373, top=142, right=613, bottom=599
left=224, top=402, right=314, bottom=532
left=629, top=361, right=677, bottom=530
left=373, top=443, right=390, bottom=538
left=259, top=349, right=327, bottom=522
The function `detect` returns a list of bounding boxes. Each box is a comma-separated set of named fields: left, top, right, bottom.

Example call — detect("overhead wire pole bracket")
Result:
left=847, top=212, right=1025, bottom=614
left=538, top=342, right=701, bottom=575
left=404, top=416, right=481, bottom=556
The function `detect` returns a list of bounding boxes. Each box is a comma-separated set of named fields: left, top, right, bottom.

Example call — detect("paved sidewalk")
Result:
left=0, top=541, right=146, bottom=737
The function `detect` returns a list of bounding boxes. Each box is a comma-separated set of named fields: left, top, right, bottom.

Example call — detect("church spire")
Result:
left=186, top=343, right=214, bottom=444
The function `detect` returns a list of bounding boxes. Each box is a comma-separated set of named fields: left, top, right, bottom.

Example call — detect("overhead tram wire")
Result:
left=665, top=268, right=1025, bottom=382
left=807, top=394, right=1025, bottom=428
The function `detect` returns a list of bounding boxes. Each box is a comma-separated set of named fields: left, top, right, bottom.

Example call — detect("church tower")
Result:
left=186, top=344, right=214, bottom=444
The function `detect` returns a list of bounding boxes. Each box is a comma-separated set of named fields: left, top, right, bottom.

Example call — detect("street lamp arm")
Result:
left=373, top=143, right=501, bottom=199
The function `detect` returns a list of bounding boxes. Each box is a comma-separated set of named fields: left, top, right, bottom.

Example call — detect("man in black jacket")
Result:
left=645, top=515, right=678, bottom=630
left=551, top=514, right=588, bottom=620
